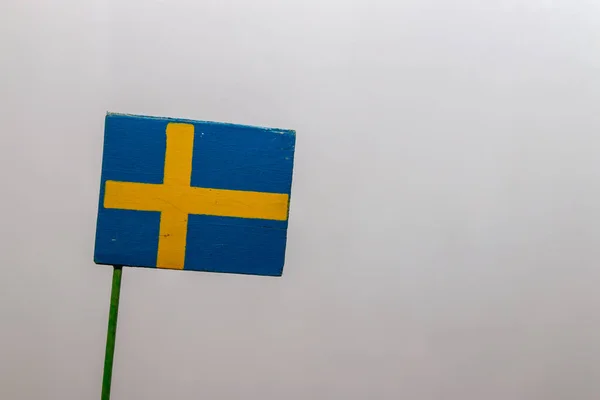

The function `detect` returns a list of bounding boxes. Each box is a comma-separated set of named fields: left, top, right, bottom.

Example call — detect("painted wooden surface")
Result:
left=94, top=113, right=295, bottom=276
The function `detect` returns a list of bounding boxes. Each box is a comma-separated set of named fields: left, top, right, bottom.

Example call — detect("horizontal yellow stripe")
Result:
left=104, top=180, right=289, bottom=221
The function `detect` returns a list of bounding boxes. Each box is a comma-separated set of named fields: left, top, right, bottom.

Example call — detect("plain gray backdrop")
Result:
left=1, top=0, right=599, bottom=399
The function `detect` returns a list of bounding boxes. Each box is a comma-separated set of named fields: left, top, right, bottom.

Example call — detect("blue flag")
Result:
left=94, top=113, right=295, bottom=276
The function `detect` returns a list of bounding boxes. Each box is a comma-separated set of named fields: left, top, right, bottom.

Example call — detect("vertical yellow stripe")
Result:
left=163, top=123, right=195, bottom=186
left=156, top=123, right=195, bottom=269
left=156, top=209, right=188, bottom=269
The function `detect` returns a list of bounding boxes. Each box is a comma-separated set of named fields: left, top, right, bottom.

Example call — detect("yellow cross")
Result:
left=103, top=123, right=289, bottom=270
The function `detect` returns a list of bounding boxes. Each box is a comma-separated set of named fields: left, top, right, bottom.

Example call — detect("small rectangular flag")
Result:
left=94, top=113, right=296, bottom=276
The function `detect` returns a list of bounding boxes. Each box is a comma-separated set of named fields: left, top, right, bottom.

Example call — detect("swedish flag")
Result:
left=94, top=113, right=295, bottom=276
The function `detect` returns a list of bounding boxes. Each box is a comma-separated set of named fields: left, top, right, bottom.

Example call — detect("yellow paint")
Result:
left=104, top=122, right=289, bottom=270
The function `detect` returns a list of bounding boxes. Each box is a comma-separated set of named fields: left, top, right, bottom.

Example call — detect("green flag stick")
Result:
left=102, top=266, right=122, bottom=400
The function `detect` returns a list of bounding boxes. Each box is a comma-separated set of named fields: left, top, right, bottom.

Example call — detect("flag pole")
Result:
left=102, top=265, right=123, bottom=400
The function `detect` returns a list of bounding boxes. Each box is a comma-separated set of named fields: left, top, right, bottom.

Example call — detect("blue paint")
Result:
left=185, top=215, right=288, bottom=276
left=94, top=113, right=296, bottom=276
left=95, top=209, right=161, bottom=268
left=191, top=122, right=295, bottom=193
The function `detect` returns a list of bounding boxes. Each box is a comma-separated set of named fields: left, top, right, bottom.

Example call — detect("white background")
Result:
left=1, top=0, right=600, bottom=399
